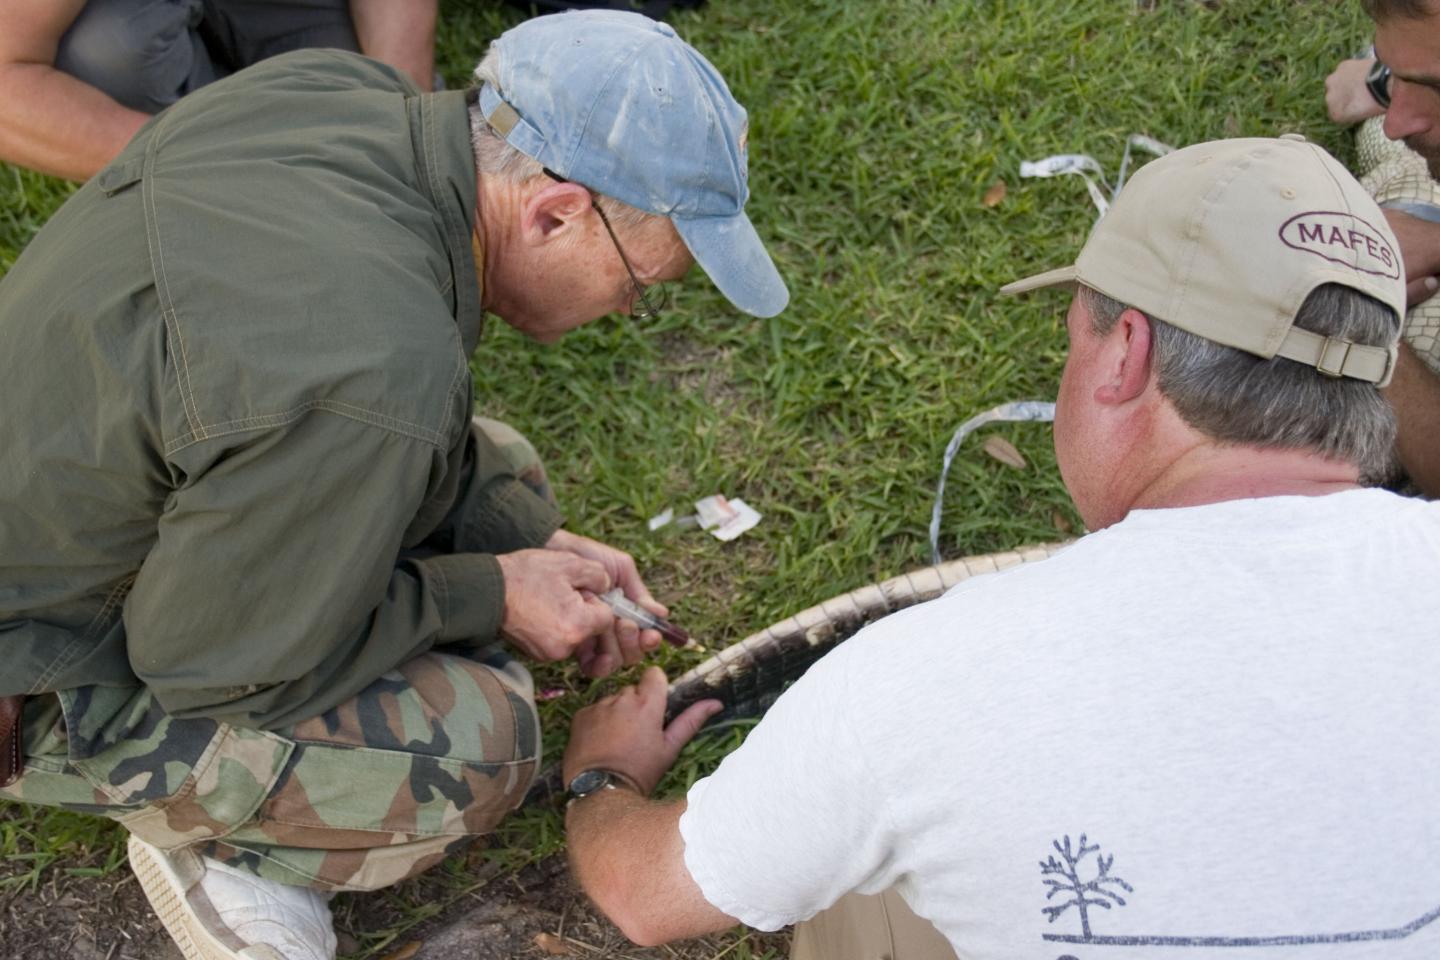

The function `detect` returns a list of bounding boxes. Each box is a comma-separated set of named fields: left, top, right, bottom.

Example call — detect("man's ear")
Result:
left=520, top=179, right=593, bottom=244
left=1094, top=307, right=1154, bottom=406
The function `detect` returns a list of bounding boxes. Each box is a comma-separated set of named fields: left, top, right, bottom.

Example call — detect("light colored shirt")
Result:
left=681, top=489, right=1440, bottom=959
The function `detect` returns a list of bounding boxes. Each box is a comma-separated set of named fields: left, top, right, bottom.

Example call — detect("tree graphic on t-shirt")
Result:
left=1040, top=834, right=1134, bottom=939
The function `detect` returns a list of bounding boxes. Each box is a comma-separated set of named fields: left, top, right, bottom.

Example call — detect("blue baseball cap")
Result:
left=475, top=10, right=789, bottom=318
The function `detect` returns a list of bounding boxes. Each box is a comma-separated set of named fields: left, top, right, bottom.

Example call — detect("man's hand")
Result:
left=564, top=670, right=736, bottom=945
left=545, top=529, right=667, bottom=676
left=1326, top=57, right=1387, bottom=126
left=565, top=666, right=723, bottom=795
left=495, top=548, right=615, bottom=663
left=1384, top=209, right=1440, bottom=306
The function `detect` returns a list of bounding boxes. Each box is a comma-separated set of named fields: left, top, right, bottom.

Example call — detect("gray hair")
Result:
left=1078, top=284, right=1400, bottom=483
left=467, top=50, right=656, bottom=231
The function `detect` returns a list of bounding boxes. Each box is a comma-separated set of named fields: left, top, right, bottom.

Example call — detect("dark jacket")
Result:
left=0, top=50, right=561, bottom=728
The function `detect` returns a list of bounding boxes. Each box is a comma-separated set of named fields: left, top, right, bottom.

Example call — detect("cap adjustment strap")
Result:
left=1315, top=336, right=1351, bottom=378
left=1276, top=326, right=1397, bottom=387
left=478, top=83, right=547, bottom=158
left=488, top=101, right=520, bottom=137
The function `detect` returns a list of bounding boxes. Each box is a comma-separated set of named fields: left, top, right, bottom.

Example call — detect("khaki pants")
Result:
left=792, top=889, right=958, bottom=960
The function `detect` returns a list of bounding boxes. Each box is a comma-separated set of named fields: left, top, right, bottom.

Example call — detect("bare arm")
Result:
left=1325, top=57, right=1387, bottom=126
left=349, top=0, right=437, bottom=92
left=1378, top=211, right=1440, bottom=495
left=564, top=667, right=731, bottom=946
left=1384, top=209, right=1440, bottom=305
left=1386, top=343, right=1440, bottom=497
left=567, top=793, right=736, bottom=946
left=0, top=0, right=150, bottom=180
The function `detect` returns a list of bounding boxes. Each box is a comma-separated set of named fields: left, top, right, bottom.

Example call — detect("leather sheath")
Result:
left=0, top=695, right=24, bottom=789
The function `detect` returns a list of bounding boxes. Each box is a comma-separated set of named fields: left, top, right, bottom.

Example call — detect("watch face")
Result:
left=568, top=769, right=611, bottom=798
left=1367, top=61, right=1393, bottom=107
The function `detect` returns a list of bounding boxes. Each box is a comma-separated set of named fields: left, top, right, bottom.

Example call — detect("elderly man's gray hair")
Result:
left=467, top=51, right=656, bottom=231
left=1080, top=284, right=1400, bottom=483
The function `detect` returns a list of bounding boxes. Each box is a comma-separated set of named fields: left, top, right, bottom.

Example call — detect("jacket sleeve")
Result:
left=426, top=420, right=564, bottom=556
left=123, top=410, right=507, bottom=729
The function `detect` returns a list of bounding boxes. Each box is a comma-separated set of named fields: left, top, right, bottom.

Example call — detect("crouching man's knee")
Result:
left=201, top=651, right=541, bottom=892
left=54, top=0, right=216, bottom=113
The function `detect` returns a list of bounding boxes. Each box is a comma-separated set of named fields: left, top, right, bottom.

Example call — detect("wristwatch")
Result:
left=566, top=768, right=640, bottom=803
left=1367, top=59, right=1393, bottom=109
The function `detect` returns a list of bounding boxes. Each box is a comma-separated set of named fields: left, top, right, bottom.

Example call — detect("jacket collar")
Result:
left=410, top=90, right=483, bottom=356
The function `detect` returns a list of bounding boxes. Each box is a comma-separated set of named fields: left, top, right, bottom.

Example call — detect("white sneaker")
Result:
left=128, top=834, right=338, bottom=960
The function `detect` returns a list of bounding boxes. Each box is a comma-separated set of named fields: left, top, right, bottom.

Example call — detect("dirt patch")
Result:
left=0, top=811, right=787, bottom=960
left=394, top=856, right=788, bottom=960
left=0, top=815, right=179, bottom=960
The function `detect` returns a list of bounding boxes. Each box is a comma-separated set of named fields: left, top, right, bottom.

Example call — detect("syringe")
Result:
left=599, top=588, right=691, bottom=646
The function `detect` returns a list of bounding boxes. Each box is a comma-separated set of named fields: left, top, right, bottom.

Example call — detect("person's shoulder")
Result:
left=1356, top=487, right=1440, bottom=517
left=221, top=48, right=419, bottom=99
left=1155, top=488, right=1440, bottom=542
left=824, top=539, right=1099, bottom=662
left=149, top=50, right=416, bottom=152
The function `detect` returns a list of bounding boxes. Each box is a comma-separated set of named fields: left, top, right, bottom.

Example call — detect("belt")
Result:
left=0, top=695, right=24, bottom=788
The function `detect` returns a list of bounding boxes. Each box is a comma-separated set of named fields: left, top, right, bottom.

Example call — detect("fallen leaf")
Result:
left=982, top=436, right=1027, bottom=470
left=982, top=179, right=1008, bottom=207
left=379, top=943, right=422, bottom=960
left=1052, top=510, right=1074, bottom=535
left=533, top=932, right=574, bottom=956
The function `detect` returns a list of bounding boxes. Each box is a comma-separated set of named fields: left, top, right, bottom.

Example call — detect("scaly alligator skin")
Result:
left=524, top=541, right=1074, bottom=806
left=663, top=541, right=1073, bottom=724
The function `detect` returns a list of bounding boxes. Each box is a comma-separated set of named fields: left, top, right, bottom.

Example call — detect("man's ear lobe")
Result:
left=1095, top=307, right=1154, bottom=405
left=523, top=180, right=593, bottom=241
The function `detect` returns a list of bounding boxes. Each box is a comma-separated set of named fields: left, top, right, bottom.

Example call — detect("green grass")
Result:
left=0, top=805, right=128, bottom=892
left=1, top=0, right=1375, bottom=954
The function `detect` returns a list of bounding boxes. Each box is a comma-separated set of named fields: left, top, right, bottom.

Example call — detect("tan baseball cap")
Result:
left=1001, top=136, right=1406, bottom=385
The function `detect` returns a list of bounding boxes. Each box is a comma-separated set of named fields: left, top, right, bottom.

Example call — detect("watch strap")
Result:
left=1367, top=60, right=1393, bottom=109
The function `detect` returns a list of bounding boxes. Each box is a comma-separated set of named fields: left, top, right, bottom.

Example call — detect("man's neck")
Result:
left=473, top=173, right=520, bottom=312
left=1124, top=442, right=1362, bottom=517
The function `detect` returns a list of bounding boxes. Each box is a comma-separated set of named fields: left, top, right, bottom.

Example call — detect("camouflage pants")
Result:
left=0, top=417, right=552, bottom=892
left=474, top=416, right=553, bottom=506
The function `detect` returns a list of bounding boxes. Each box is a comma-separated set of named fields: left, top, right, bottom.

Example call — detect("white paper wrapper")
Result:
left=693, top=494, right=763, bottom=541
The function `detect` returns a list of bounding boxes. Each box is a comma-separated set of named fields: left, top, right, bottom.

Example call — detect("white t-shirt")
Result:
left=680, top=490, right=1440, bottom=960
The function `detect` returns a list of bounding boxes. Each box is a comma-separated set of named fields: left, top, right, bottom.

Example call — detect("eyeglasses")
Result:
left=543, top=168, right=669, bottom=322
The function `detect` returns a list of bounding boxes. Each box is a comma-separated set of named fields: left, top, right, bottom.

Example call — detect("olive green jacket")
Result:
left=0, top=51, right=561, bottom=728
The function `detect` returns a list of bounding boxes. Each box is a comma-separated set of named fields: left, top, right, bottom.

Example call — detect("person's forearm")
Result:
left=569, top=790, right=676, bottom=946
left=1325, top=57, right=1387, bottom=126
left=568, top=792, right=733, bottom=946
left=0, top=62, right=148, bottom=180
left=1383, top=210, right=1440, bottom=301
left=1386, top=343, right=1440, bottom=497
left=349, top=0, right=436, bottom=92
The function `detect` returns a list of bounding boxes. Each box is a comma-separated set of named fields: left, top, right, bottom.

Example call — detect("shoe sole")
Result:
left=127, top=835, right=249, bottom=960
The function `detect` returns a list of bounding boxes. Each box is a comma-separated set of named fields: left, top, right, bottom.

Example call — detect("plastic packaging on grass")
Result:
left=929, top=400, right=1057, bottom=565
left=1021, top=134, right=1174, bottom=218
left=647, top=493, right=762, bottom=541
